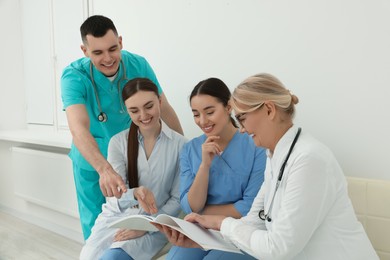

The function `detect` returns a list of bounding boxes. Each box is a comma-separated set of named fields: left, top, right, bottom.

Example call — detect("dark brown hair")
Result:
left=80, top=15, right=118, bottom=44
left=190, top=78, right=238, bottom=128
left=122, top=78, right=159, bottom=188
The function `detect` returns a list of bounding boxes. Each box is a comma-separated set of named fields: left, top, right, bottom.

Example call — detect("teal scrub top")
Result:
left=61, top=50, right=163, bottom=171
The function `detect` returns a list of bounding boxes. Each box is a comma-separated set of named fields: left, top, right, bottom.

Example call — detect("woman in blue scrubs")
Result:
left=166, top=78, right=266, bottom=260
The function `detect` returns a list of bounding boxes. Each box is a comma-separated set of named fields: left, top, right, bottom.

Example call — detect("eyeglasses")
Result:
left=235, top=113, right=247, bottom=127
left=234, top=103, right=264, bottom=127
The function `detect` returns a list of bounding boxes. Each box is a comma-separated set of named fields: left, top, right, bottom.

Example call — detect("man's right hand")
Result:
left=98, top=166, right=127, bottom=198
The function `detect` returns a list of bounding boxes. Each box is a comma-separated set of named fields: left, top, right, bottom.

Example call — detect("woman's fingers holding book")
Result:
left=157, top=225, right=181, bottom=244
left=150, top=223, right=163, bottom=232
left=164, top=226, right=200, bottom=248
left=184, top=212, right=200, bottom=222
left=155, top=224, right=176, bottom=242
left=177, top=232, right=200, bottom=248
left=184, top=212, right=208, bottom=226
left=186, top=214, right=225, bottom=230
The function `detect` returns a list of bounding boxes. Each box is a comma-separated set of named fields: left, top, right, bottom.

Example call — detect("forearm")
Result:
left=187, top=164, right=210, bottom=213
left=162, top=107, right=183, bottom=134
left=202, top=204, right=242, bottom=218
left=71, top=128, right=111, bottom=175
left=66, top=104, right=111, bottom=175
left=160, top=94, right=184, bottom=135
left=66, top=104, right=126, bottom=198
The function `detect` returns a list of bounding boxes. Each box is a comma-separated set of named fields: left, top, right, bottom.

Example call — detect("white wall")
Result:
left=90, top=0, right=390, bottom=180
left=0, top=0, right=82, bottom=242
left=0, top=0, right=389, bottom=243
left=0, top=0, right=26, bottom=130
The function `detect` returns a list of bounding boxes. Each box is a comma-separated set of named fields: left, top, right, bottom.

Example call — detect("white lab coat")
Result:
left=220, top=126, right=378, bottom=260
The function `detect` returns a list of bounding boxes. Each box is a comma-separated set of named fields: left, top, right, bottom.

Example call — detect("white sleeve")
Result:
left=220, top=182, right=267, bottom=258
left=221, top=153, right=336, bottom=260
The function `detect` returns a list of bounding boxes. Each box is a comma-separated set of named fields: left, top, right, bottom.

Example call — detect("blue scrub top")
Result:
left=179, top=131, right=266, bottom=216
left=61, top=50, right=162, bottom=171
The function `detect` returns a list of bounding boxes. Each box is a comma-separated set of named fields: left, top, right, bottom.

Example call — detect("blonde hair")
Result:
left=231, top=73, right=299, bottom=117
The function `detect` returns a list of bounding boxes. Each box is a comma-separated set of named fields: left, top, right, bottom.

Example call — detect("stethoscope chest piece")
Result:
left=98, top=112, right=108, bottom=122
left=259, top=209, right=272, bottom=222
left=90, top=60, right=127, bottom=123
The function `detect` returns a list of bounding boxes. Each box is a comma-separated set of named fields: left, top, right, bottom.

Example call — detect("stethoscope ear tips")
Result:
left=98, top=112, right=108, bottom=122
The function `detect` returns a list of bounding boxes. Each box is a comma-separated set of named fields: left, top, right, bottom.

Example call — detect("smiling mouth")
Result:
left=141, top=118, right=152, bottom=124
left=202, top=125, right=214, bottom=133
left=102, top=61, right=115, bottom=68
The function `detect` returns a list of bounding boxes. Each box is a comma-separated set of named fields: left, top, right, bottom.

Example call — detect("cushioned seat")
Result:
left=346, top=177, right=390, bottom=259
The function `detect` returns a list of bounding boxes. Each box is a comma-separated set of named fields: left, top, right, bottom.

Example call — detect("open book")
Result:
left=109, top=214, right=243, bottom=254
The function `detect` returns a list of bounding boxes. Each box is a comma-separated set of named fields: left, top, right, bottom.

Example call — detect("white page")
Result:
left=162, top=216, right=242, bottom=254
left=109, top=215, right=158, bottom=232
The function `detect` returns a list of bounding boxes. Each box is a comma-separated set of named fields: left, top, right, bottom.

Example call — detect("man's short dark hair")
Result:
left=80, top=15, right=118, bottom=44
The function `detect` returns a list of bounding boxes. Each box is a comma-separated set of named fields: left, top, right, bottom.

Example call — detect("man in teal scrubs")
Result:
left=61, top=15, right=183, bottom=240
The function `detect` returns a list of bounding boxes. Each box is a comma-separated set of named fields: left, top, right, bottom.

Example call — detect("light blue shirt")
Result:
left=80, top=122, right=187, bottom=259
left=179, top=131, right=266, bottom=216
left=61, top=50, right=162, bottom=171
left=106, top=121, right=187, bottom=216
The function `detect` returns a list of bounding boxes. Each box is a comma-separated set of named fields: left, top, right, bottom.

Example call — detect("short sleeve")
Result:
left=61, top=66, right=87, bottom=109
left=179, top=143, right=196, bottom=214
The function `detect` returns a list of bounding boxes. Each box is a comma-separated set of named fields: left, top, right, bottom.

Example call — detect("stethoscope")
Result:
left=90, top=60, right=128, bottom=122
left=259, top=127, right=302, bottom=222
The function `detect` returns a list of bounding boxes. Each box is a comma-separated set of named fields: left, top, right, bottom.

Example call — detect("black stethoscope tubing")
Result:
left=259, top=127, right=302, bottom=222
left=89, top=60, right=127, bottom=122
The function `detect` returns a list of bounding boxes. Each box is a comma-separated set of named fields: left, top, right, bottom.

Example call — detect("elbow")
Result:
left=186, top=193, right=205, bottom=214
left=187, top=200, right=202, bottom=213
left=69, top=128, right=81, bottom=140
left=179, top=198, right=193, bottom=214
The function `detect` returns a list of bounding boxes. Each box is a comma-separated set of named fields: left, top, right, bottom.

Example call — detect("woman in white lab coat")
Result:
left=80, top=78, right=187, bottom=260
left=155, top=73, right=378, bottom=260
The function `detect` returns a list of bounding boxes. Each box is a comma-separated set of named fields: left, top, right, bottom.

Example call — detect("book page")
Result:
left=109, top=214, right=242, bottom=254
left=109, top=215, right=158, bottom=232
left=155, top=215, right=242, bottom=254
left=153, top=214, right=183, bottom=230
